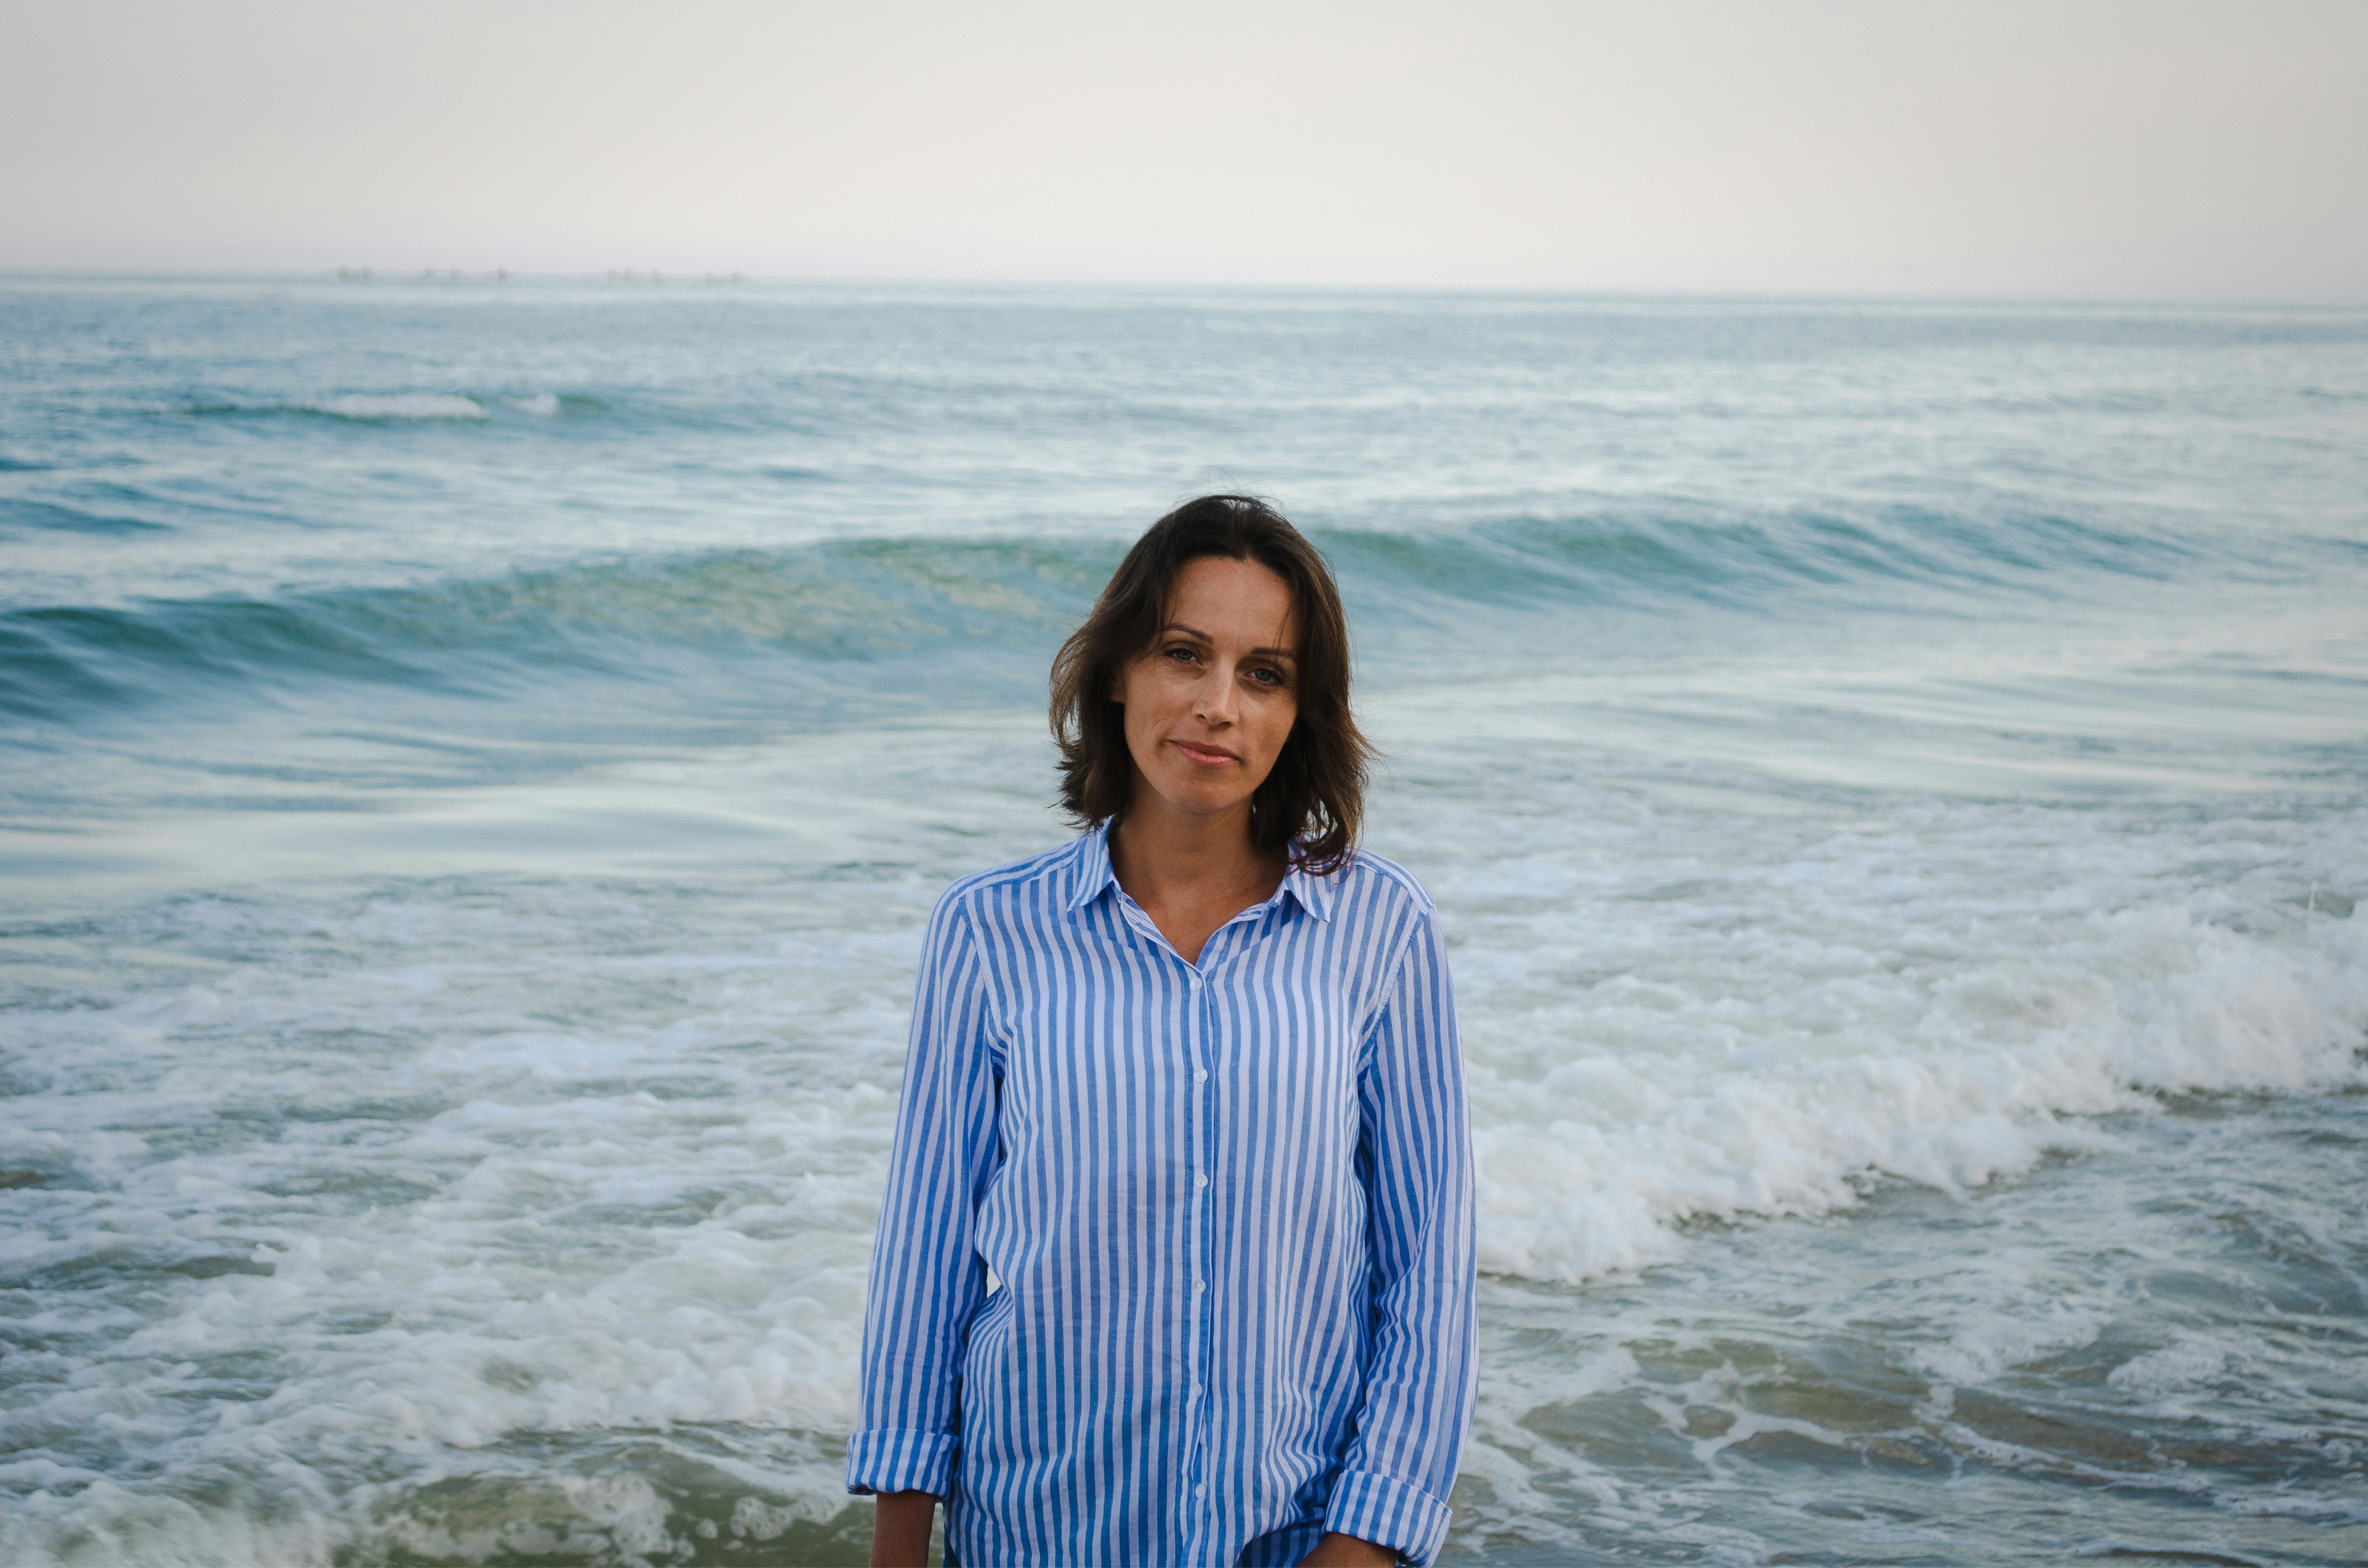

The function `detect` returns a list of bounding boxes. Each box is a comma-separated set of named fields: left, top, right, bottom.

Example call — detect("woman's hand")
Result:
left=1298, top=1530, right=1398, bottom=1566
left=868, top=1491, right=937, bottom=1568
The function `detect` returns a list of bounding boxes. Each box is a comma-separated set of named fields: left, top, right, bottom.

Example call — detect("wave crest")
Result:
left=0, top=505, right=2302, bottom=725
left=0, top=540, right=1113, bottom=722
left=307, top=394, right=486, bottom=420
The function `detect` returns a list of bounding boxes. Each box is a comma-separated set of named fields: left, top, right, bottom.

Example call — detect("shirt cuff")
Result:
left=844, top=1428, right=957, bottom=1497
left=1325, top=1467, right=1453, bottom=1566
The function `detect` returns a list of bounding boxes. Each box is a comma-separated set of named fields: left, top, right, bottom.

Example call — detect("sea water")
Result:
left=1, top=276, right=2363, bottom=1566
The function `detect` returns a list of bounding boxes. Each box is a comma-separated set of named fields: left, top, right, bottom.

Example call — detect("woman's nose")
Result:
left=1195, top=667, right=1238, bottom=724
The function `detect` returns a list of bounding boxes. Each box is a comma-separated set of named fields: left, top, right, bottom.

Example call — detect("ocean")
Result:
left=2, top=274, right=2363, bottom=1566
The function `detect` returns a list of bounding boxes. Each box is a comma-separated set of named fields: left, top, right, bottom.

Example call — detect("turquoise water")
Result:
left=2, top=275, right=2365, bottom=1565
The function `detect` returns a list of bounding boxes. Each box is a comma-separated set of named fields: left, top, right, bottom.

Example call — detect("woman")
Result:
left=847, top=496, right=1475, bottom=1568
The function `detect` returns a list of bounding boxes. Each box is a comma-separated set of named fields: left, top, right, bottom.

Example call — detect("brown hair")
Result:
left=1050, top=495, right=1372, bottom=874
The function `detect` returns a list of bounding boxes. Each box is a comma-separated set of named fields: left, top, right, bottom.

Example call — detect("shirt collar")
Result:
left=1279, top=854, right=1334, bottom=922
left=1067, top=821, right=1119, bottom=911
left=1067, top=821, right=1333, bottom=923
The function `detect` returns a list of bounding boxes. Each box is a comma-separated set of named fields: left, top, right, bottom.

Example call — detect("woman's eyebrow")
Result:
left=1160, top=622, right=1297, bottom=661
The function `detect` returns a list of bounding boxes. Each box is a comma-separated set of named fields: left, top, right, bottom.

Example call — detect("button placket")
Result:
left=1194, top=959, right=1220, bottom=1533
left=1181, top=947, right=1213, bottom=1545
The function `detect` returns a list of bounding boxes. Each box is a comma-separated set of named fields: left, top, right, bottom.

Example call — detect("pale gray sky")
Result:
left=5, top=0, right=2363, bottom=299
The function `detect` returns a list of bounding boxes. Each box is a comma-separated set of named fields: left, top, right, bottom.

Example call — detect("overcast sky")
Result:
left=5, top=0, right=2362, bottom=299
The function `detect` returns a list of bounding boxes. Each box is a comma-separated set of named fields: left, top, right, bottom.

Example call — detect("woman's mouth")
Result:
left=1172, top=740, right=1240, bottom=767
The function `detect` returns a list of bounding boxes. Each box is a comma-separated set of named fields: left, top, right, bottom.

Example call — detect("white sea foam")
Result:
left=1370, top=732, right=2368, bottom=1286
left=307, top=392, right=487, bottom=420
left=513, top=392, right=561, bottom=416
left=3, top=713, right=2362, bottom=1565
left=1465, top=900, right=2368, bottom=1282
left=2105, top=1335, right=2229, bottom=1396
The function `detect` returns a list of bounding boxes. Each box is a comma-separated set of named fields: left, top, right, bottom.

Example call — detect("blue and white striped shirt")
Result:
left=847, top=824, right=1475, bottom=1567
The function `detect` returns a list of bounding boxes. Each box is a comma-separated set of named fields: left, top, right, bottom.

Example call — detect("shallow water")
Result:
left=2, top=276, right=2364, bottom=1565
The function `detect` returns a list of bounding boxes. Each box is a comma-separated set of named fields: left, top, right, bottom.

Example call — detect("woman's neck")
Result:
left=1107, top=796, right=1285, bottom=964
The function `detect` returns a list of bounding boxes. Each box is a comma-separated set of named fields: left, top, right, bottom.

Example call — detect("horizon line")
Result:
left=3, top=265, right=2365, bottom=314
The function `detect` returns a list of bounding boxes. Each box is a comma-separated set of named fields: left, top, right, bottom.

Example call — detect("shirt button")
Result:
left=1194, top=1069, right=1208, bottom=1083
left=1195, top=1484, right=1207, bottom=1498
left=1194, top=1278, right=1207, bottom=1292
left=1196, top=1172, right=1209, bottom=1188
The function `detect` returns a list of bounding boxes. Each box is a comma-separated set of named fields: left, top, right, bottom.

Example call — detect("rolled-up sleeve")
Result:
left=846, top=892, right=1000, bottom=1498
left=1329, top=906, right=1477, bottom=1566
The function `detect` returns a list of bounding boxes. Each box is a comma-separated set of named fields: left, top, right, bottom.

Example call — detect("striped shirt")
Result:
left=846, top=824, right=1475, bottom=1567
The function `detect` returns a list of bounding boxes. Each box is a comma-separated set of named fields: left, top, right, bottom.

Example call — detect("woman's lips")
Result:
left=1172, top=740, right=1240, bottom=766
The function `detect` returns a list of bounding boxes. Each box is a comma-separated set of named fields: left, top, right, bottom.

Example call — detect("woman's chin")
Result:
left=1142, top=777, right=1256, bottom=819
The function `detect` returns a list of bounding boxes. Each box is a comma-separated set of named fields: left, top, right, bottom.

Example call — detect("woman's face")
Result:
left=1115, top=554, right=1300, bottom=828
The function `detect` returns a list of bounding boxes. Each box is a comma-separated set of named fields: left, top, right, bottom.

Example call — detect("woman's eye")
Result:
left=1163, top=646, right=1198, bottom=663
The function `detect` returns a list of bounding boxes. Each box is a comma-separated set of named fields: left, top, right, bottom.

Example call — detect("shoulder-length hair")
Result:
left=1050, top=495, right=1372, bottom=874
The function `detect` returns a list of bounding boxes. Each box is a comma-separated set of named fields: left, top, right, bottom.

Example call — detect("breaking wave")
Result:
left=0, top=503, right=2307, bottom=725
